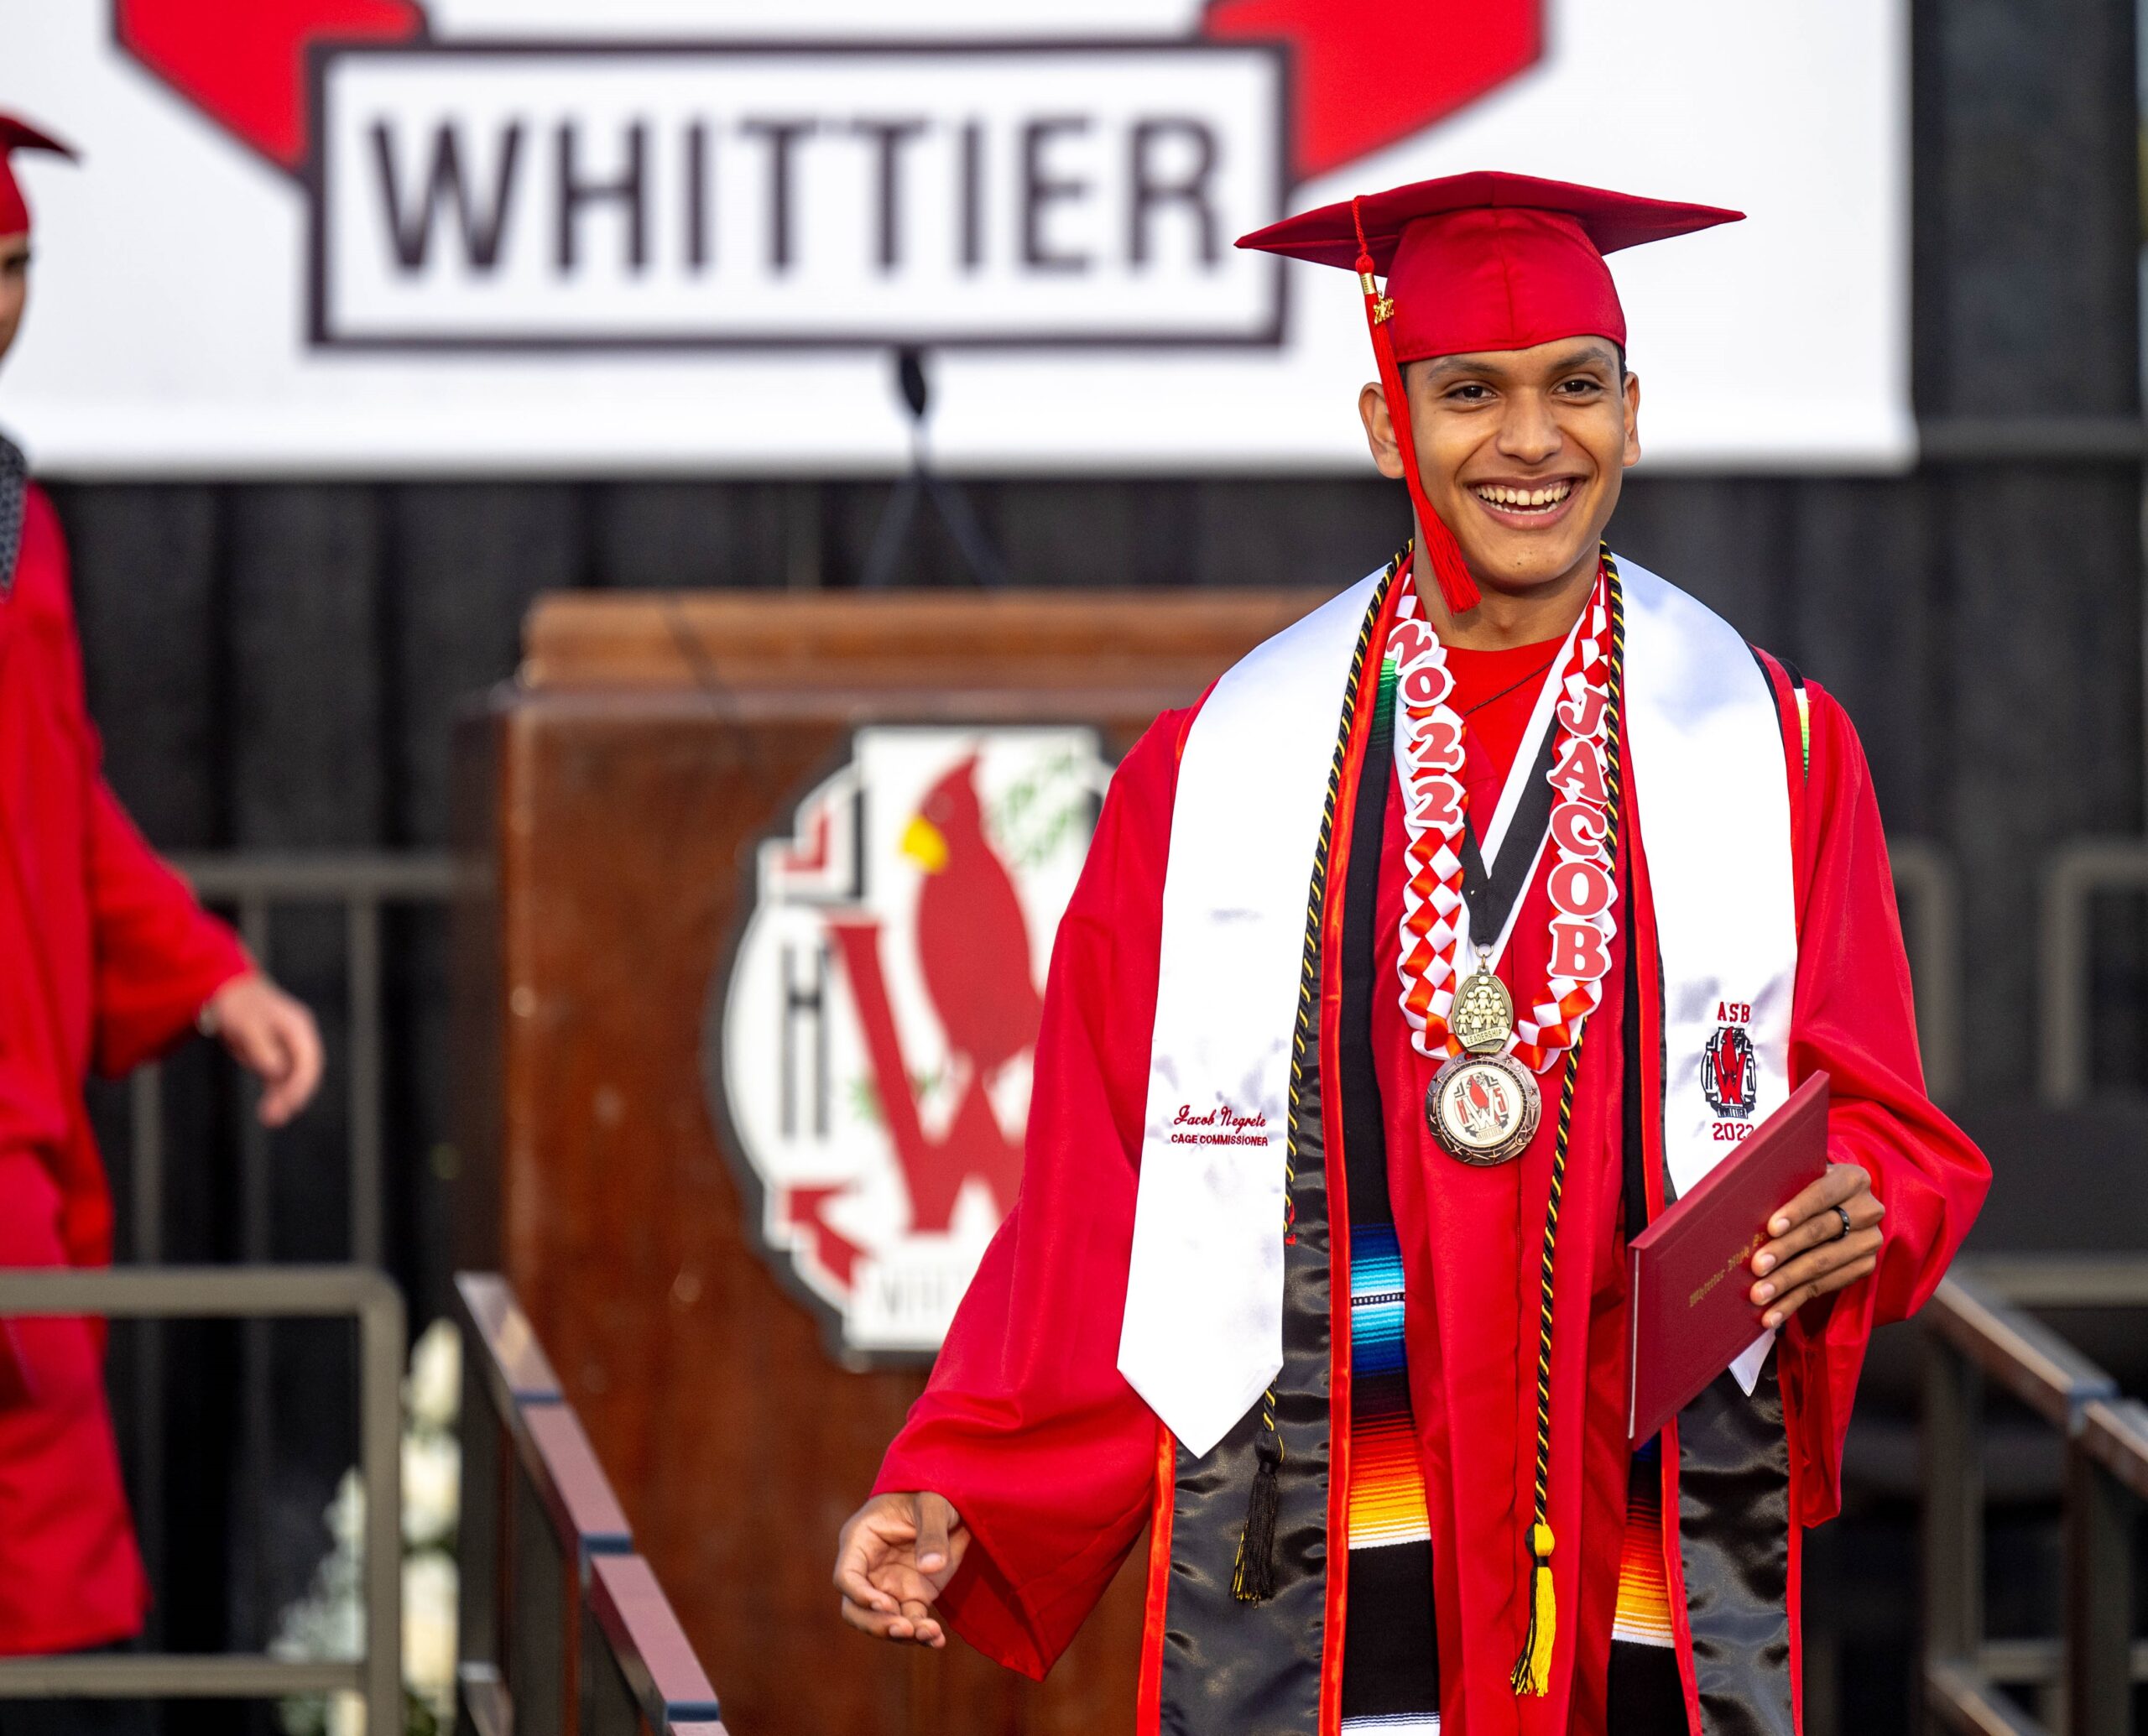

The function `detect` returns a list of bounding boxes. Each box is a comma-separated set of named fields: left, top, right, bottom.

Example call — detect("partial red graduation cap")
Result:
left=0, top=115, right=79, bottom=240
left=1238, top=172, right=1742, bottom=613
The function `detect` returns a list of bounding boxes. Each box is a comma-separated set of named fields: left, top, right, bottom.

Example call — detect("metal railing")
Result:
left=1892, top=838, right=1963, bottom=1103
left=2039, top=838, right=2148, bottom=1103
left=120, top=852, right=456, bottom=1645
left=456, top=1273, right=726, bottom=1736
left=1922, top=1255, right=2148, bottom=1735
left=0, top=1267, right=404, bottom=1733
left=154, top=851, right=460, bottom=1272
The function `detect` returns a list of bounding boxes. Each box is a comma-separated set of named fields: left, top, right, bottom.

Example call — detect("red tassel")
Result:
left=1353, top=200, right=1480, bottom=617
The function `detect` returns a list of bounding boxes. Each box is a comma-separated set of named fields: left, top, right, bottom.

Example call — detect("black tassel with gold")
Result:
left=1231, top=1392, right=1285, bottom=1604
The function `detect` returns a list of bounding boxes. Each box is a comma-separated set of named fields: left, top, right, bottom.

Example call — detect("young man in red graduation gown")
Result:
left=834, top=174, right=1989, bottom=1735
left=0, top=115, right=325, bottom=1703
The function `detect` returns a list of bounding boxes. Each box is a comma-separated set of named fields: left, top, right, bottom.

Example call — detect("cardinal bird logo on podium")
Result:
left=715, top=728, right=1108, bottom=1359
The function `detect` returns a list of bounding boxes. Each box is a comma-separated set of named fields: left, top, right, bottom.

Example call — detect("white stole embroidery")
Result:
left=1113, top=571, right=1382, bottom=1459
left=1117, top=557, right=1798, bottom=1456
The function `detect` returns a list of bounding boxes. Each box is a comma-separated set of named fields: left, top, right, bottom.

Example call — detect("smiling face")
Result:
left=1360, top=336, right=1640, bottom=603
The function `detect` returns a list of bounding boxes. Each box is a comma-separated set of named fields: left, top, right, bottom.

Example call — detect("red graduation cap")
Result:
left=1239, top=173, right=1742, bottom=613
left=0, top=115, right=79, bottom=241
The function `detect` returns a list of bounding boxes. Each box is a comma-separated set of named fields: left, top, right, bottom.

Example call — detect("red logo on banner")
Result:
left=1205, top=0, right=1542, bottom=180
left=113, top=1, right=1541, bottom=181
left=114, top=0, right=424, bottom=172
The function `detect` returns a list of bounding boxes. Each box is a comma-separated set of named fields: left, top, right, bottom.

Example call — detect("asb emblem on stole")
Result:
left=712, top=727, right=1110, bottom=1361
left=1702, top=1022, right=1759, bottom=1118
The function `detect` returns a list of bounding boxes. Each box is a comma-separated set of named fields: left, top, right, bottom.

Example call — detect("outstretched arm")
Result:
left=833, top=712, right=1187, bottom=1677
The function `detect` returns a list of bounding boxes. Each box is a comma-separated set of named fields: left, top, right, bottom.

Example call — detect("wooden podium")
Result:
left=455, top=589, right=1320, bottom=1736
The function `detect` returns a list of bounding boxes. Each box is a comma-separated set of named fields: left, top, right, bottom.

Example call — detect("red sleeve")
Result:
left=871, top=710, right=1187, bottom=1679
left=18, top=487, right=254, bottom=1076
left=1779, top=681, right=1989, bottom=1522
left=86, top=779, right=253, bottom=1077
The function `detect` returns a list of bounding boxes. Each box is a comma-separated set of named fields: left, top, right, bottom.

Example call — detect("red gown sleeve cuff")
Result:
left=92, top=926, right=254, bottom=1077
left=868, top=1457, right=1149, bottom=1679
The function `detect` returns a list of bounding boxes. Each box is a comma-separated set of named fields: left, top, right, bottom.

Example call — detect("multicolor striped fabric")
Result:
left=1341, top=1222, right=1441, bottom=1733
left=1347, top=1225, right=1431, bottom=1548
left=1611, top=1439, right=1675, bottom=1648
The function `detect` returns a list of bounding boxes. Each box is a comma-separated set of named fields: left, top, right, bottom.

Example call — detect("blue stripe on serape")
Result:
left=1351, top=1222, right=1408, bottom=1378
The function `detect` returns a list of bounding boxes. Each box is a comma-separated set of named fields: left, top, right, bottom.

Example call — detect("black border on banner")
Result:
left=302, top=35, right=1294, bottom=352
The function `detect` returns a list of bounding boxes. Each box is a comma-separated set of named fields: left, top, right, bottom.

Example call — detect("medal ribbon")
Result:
left=1389, top=552, right=1619, bottom=1072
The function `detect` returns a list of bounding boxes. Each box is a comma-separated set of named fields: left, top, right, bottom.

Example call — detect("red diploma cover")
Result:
left=1627, top=1071, right=1832, bottom=1444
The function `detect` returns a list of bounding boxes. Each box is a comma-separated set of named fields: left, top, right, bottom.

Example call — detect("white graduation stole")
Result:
left=1116, top=557, right=1798, bottom=1457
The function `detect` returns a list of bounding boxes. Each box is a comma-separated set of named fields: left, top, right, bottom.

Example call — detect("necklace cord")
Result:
left=1461, top=653, right=1561, bottom=718
left=1509, top=548, right=1624, bottom=1697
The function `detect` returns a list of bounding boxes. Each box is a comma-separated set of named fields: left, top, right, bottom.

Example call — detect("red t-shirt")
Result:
left=1441, top=635, right=1567, bottom=795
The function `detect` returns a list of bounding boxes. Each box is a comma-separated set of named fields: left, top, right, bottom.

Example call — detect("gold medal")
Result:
left=1426, top=1052, right=1541, bottom=1166
left=1448, top=963, right=1515, bottom=1056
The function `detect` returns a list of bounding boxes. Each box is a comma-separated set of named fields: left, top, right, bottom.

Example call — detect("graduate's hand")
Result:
left=204, top=973, right=325, bottom=1128
left=1749, top=1162, right=1885, bottom=1329
left=834, top=1492, right=970, bottom=1648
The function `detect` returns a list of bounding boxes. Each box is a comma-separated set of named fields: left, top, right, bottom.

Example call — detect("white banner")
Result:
left=0, top=1, right=1908, bottom=475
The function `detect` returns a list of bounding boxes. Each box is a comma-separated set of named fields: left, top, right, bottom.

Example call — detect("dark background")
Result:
left=23, top=0, right=2144, bottom=1728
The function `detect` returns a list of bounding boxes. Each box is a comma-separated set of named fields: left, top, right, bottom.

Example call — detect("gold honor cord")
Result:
left=1509, top=548, right=1626, bottom=1697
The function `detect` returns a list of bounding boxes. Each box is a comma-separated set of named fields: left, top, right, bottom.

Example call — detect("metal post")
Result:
left=456, top=1322, right=503, bottom=1723
left=510, top=1471, right=567, bottom=1736
left=1889, top=842, right=1964, bottom=1103
left=239, top=895, right=274, bottom=1645
left=1924, top=1341, right=1984, bottom=1664
left=129, top=1064, right=164, bottom=1264
left=2068, top=1400, right=2148, bottom=1736
left=358, top=1272, right=406, bottom=1736
left=2036, top=842, right=2148, bottom=1103
left=348, top=897, right=384, bottom=1268
left=237, top=896, right=274, bottom=1259
left=576, top=1605, right=640, bottom=1736
left=128, top=1063, right=166, bottom=1643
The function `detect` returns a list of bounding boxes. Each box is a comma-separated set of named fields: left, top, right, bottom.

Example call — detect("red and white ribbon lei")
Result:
left=1389, top=556, right=1618, bottom=1073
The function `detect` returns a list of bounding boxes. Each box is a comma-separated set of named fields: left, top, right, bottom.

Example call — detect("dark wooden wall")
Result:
left=24, top=0, right=2140, bottom=1726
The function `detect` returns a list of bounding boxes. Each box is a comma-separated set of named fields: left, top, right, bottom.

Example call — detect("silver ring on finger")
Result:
left=1833, top=1204, right=1853, bottom=1240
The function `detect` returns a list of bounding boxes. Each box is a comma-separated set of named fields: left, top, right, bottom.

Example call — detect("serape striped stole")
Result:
left=1341, top=1221, right=1440, bottom=1735
left=1612, top=1439, right=1675, bottom=1649
left=1337, top=1233, right=1676, bottom=1713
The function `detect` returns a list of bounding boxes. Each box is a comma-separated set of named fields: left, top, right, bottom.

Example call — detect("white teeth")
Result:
left=1473, top=480, right=1572, bottom=513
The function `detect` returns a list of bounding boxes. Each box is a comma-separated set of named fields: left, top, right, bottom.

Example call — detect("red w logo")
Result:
left=1707, top=1028, right=1754, bottom=1114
